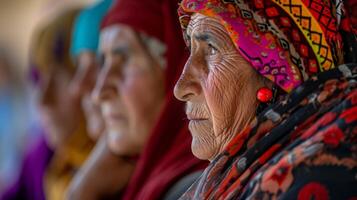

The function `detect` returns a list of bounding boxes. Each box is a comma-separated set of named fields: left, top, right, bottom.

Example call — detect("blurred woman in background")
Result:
left=1, top=8, right=93, bottom=200
left=94, top=0, right=208, bottom=199
left=69, top=0, right=112, bottom=142
left=65, top=1, right=134, bottom=199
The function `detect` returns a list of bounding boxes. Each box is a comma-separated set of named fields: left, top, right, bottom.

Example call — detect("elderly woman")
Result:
left=30, top=9, right=94, bottom=200
left=70, top=0, right=112, bottom=141
left=87, top=0, right=207, bottom=199
left=65, top=1, right=136, bottom=199
left=174, top=0, right=357, bottom=199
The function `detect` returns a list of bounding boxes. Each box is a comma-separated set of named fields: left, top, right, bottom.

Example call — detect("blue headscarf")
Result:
left=71, top=0, right=113, bottom=57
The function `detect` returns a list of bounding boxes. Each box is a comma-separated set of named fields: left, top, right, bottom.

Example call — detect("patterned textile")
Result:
left=180, top=63, right=357, bottom=199
left=178, top=0, right=355, bottom=92
left=177, top=0, right=357, bottom=198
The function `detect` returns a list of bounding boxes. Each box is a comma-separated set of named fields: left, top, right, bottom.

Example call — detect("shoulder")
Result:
left=244, top=136, right=357, bottom=199
left=242, top=95, right=357, bottom=199
left=22, top=136, right=53, bottom=171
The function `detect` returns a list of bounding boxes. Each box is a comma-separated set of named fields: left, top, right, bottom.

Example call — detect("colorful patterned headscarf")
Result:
left=177, top=1, right=357, bottom=199
left=178, top=0, right=356, bottom=92
left=70, top=0, right=113, bottom=58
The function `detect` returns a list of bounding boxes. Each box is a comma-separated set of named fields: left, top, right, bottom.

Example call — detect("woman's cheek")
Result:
left=204, top=70, right=227, bottom=136
left=205, top=60, right=241, bottom=136
left=63, top=94, right=80, bottom=122
left=122, top=73, right=155, bottom=115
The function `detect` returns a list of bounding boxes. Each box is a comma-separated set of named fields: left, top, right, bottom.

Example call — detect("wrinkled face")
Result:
left=174, top=13, right=265, bottom=161
left=38, top=65, right=81, bottom=149
left=71, top=51, right=104, bottom=140
left=93, top=25, right=165, bottom=156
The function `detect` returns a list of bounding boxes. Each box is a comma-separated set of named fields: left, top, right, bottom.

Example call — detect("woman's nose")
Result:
left=70, top=64, right=96, bottom=97
left=91, top=62, right=118, bottom=105
left=174, top=57, right=201, bottom=102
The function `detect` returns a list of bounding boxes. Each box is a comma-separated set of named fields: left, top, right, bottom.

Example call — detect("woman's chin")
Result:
left=87, top=123, right=103, bottom=141
left=191, top=137, right=216, bottom=161
left=107, top=130, right=138, bottom=156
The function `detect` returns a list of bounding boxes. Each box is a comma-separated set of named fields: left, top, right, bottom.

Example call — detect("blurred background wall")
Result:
left=0, top=0, right=94, bottom=192
left=0, top=0, right=95, bottom=74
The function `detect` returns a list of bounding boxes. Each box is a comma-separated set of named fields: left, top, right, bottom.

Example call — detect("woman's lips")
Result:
left=189, top=119, right=208, bottom=122
left=186, top=113, right=208, bottom=121
left=104, top=113, right=126, bottom=125
left=188, top=116, right=210, bottom=133
left=102, top=104, right=126, bottom=123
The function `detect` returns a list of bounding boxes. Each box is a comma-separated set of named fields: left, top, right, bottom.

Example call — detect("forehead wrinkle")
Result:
left=188, top=16, right=232, bottom=47
left=188, top=14, right=224, bottom=32
left=187, top=13, right=207, bottom=37
left=195, top=23, right=232, bottom=46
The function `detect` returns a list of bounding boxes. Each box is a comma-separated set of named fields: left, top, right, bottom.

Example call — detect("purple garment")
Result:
left=0, top=135, right=53, bottom=200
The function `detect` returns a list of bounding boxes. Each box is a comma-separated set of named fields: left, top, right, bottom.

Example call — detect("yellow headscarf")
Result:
left=31, top=8, right=78, bottom=76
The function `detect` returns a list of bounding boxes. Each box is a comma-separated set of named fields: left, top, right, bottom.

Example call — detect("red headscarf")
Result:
left=101, top=0, right=208, bottom=199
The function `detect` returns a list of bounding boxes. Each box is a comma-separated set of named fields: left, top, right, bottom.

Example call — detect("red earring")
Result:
left=257, top=87, right=273, bottom=103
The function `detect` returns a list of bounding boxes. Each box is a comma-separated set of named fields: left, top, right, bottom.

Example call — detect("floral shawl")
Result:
left=181, top=63, right=357, bottom=199
left=178, top=0, right=357, bottom=199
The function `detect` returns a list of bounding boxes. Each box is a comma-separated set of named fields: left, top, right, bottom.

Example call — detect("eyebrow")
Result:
left=193, top=32, right=219, bottom=45
left=112, top=45, right=130, bottom=55
left=194, top=33, right=211, bottom=41
left=96, top=45, right=130, bottom=66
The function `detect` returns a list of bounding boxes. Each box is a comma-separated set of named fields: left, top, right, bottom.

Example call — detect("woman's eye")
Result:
left=120, top=54, right=128, bottom=64
left=208, top=43, right=217, bottom=56
left=97, top=54, right=105, bottom=69
left=185, top=45, right=191, bottom=52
